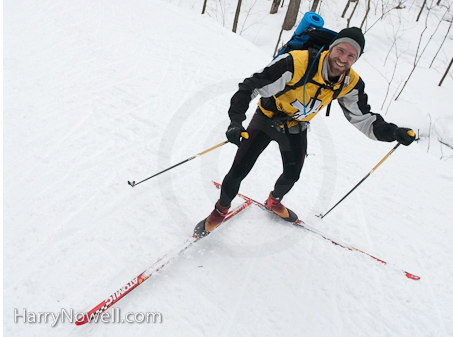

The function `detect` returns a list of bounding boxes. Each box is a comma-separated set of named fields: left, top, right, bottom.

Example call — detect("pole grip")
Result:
left=241, top=132, right=249, bottom=139
left=198, top=141, right=228, bottom=156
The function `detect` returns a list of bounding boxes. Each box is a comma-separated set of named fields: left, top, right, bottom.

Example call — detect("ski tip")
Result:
left=75, top=311, right=94, bottom=325
left=75, top=317, right=89, bottom=326
left=405, top=273, right=420, bottom=280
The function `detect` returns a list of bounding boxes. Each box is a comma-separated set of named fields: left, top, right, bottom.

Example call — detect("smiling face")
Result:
left=326, top=42, right=358, bottom=80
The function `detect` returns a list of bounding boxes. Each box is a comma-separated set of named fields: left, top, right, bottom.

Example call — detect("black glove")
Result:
left=394, top=127, right=415, bottom=146
left=226, top=122, right=246, bottom=147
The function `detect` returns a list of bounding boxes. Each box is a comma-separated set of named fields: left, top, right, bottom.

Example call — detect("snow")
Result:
left=3, top=0, right=453, bottom=336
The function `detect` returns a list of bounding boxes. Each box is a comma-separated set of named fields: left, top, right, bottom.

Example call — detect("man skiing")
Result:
left=193, top=27, right=415, bottom=239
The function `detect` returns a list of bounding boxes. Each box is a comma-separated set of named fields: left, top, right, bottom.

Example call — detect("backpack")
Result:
left=273, top=27, right=348, bottom=117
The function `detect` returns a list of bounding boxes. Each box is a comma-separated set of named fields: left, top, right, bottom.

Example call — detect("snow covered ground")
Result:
left=3, top=0, right=453, bottom=336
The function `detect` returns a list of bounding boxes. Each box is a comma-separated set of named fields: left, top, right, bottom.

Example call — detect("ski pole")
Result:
left=128, top=132, right=249, bottom=187
left=318, top=131, right=415, bottom=219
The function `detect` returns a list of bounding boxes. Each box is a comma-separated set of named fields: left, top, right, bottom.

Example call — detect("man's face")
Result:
left=326, top=42, right=358, bottom=79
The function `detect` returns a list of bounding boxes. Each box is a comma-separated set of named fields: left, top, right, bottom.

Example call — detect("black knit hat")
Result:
left=329, top=27, right=365, bottom=57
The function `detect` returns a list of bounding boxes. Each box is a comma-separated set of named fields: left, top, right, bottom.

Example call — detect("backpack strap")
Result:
left=325, top=69, right=349, bottom=116
left=275, top=48, right=321, bottom=99
left=325, top=102, right=333, bottom=117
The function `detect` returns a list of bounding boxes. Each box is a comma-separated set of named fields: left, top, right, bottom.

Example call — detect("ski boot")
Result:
left=265, top=192, right=298, bottom=222
left=193, top=201, right=230, bottom=239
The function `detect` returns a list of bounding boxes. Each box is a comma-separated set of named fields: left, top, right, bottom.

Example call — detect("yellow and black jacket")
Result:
left=228, top=50, right=398, bottom=141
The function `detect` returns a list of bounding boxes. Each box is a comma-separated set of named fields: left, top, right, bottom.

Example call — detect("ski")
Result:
left=213, top=181, right=420, bottom=281
left=75, top=199, right=252, bottom=326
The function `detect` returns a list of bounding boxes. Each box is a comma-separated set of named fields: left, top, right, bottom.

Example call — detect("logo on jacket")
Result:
left=291, top=98, right=322, bottom=120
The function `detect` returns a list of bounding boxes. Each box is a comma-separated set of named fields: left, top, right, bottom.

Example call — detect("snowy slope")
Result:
left=3, top=0, right=453, bottom=336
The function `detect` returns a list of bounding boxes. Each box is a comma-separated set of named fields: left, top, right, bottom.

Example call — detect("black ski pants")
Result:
left=219, top=108, right=307, bottom=207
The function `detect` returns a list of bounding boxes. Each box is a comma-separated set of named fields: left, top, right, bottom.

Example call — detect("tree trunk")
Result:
left=360, top=0, right=371, bottom=29
left=232, top=0, right=243, bottom=33
left=430, top=19, right=452, bottom=68
left=439, top=56, right=453, bottom=86
left=283, top=0, right=302, bottom=31
left=416, top=0, right=427, bottom=22
left=347, top=0, right=360, bottom=28
left=310, top=0, right=321, bottom=13
left=273, top=27, right=285, bottom=57
left=201, top=0, right=208, bottom=14
left=342, top=0, right=352, bottom=18
left=270, top=0, right=281, bottom=14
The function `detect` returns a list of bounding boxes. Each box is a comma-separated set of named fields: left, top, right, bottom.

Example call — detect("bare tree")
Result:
left=439, top=141, right=453, bottom=160
left=208, top=0, right=228, bottom=27
left=239, top=0, right=259, bottom=34
left=283, top=0, right=302, bottom=30
left=382, top=23, right=403, bottom=111
left=360, top=0, right=371, bottom=29
left=427, top=113, right=432, bottom=153
left=273, top=0, right=302, bottom=56
left=342, top=0, right=357, bottom=18
left=364, top=0, right=407, bottom=34
left=382, top=58, right=401, bottom=112
left=271, top=0, right=282, bottom=14
left=395, top=4, right=449, bottom=99
left=232, top=0, right=243, bottom=33
left=347, top=0, right=360, bottom=28
left=430, top=18, right=452, bottom=67
left=311, top=0, right=321, bottom=13
left=274, top=28, right=285, bottom=57
left=439, top=56, right=453, bottom=86
left=417, top=0, right=427, bottom=21
left=380, top=14, right=408, bottom=114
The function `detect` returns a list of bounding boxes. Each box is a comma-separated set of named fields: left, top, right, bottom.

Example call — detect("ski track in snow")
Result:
left=4, top=0, right=453, bottom=336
